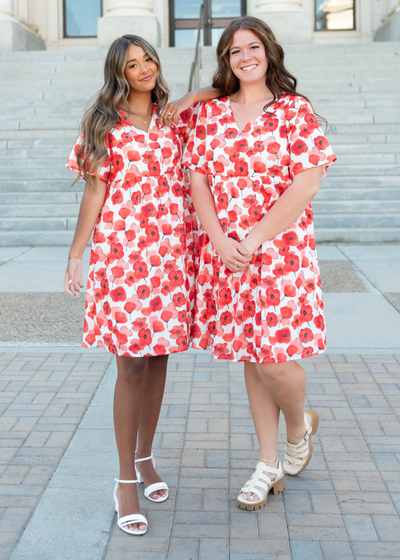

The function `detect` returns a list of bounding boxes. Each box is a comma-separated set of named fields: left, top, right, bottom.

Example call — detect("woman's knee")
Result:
left=116, top=356, right=148, bottom=381
left=256, top=361, right=293, bottom=383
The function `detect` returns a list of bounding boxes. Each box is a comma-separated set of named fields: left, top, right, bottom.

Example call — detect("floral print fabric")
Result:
left=66, top=105, right=198, bottom=356
left=183, top=94, right=336, bottom=363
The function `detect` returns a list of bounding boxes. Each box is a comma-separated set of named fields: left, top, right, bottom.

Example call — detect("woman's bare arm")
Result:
left=160, top=85, right=221, bottom=126
left=64, top=178, right=107, bottom=296
left=241, top=166, right=323, bottom=255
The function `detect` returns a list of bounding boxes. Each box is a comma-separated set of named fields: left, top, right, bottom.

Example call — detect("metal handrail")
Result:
left=188, top=4, right=204, bottom=92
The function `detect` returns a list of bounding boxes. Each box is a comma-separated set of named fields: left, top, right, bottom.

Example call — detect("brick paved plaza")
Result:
left=2, top=349, right=400, bottom=560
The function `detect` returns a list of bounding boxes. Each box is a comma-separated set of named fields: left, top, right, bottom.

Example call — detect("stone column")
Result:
left=0, top=0, right=44, bottom=51
left=250, top=0, right=313, bottom=43
left=98, top=0, right=161, bottom=48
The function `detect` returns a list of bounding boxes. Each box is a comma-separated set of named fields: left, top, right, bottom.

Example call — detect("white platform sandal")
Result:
left=135, top=454, right=169, bottom=503
left=236, top=460, right=285, bottom=511
left=283, top=409, right=320, bottom=476
left=113, top=478, right=148, bottom=536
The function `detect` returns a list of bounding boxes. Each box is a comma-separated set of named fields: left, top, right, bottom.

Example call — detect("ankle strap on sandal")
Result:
left=115, top=478, right=138, bottom=483
left=135, top=454, right=153, bottom=463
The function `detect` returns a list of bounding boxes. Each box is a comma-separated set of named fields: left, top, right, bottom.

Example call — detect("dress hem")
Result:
left=190, top=342, right=326, bottom=363
left=81, top=341, right=190, bottom=358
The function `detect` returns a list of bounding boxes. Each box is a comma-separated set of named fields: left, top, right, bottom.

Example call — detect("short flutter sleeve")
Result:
left=174, top=102, right=200, bottom=145
left=288, top=98, right=336, bottom=179
left=66, top=132, right=112, bottom=184
left=182, top=101, right=209, bottom=175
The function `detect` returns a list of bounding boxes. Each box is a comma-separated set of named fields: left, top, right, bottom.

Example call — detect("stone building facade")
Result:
left=0, top=0, right=399, bottom=51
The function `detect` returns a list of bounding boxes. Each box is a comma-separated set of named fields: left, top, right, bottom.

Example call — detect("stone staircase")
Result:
left=0, top=43, right=399, bottom=245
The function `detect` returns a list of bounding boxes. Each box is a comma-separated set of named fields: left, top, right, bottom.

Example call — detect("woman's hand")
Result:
left=214, top=236, right=252, bottom=273
left=64, top=258, right=84, bottom=297
left=240, top=236, right=260, bottom=258
left=159, top=93, right=194, bottom=127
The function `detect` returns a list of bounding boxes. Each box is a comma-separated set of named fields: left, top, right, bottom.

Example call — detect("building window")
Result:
left=170, top=0, right=246, bottom=47
left=64, top=0, right=102, bottom=38
left=315, top=0, right=355, bottom=31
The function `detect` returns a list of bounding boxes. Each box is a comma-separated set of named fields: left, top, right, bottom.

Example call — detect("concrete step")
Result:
left=0, top=159, right=68, bottom=169
left=324, top=176, right=400, bottom=188
left=317, top=187, right=400, bottom=200
left=313, top=213, right=400, bottom=228
left=315, top=228, right=400, bottom=243
left=329, top=164, right=400, bottom=176
left=0, top=130, right=78, bottom=141
left=0, top=169, right=72, bottom=180
left=0, top=217, right=75, bottom=231
left=326, top=134, right=398, bottom=144
left=313, top=200, right=400, bottom=213
left=0, top=149, right=71, bottom=159
left=0, top=180, right=81, bottom=192
left=0, top=192, right=79, bottom=204
left=0, top=203, right=79, bottom=217
left=333, top=144, right=400, bottom=155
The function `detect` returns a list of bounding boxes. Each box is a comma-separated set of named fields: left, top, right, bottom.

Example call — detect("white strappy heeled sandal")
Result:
left=135, top=454, right=169, bottom=503
left=236, top=460, right=285, bottom=511
left=113, top=478, right=148, bottom=536
left=283, top=409, right=320, bottom=476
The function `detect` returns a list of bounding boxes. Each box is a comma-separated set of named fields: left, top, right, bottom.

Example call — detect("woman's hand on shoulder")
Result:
left=159, top=93, right=195, bottom=127
left=64, top=257, right=84, bottom=297
left=214, top=236, right=252, bottom=273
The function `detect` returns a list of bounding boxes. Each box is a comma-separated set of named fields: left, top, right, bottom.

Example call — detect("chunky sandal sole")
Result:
left=283, top=409, right=320, bottom=476
left=236, top=475, right=285, bottom=511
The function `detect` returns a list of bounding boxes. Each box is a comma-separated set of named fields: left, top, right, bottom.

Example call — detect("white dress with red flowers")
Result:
left=67, top=105, right=198, bottom=356
left=183, top=94, right=336, bottom=363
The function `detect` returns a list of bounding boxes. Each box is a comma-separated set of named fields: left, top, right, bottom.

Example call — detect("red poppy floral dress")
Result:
left=66, top=105, right=198, bottom=357
left=183, top=94, right=336, bottom=363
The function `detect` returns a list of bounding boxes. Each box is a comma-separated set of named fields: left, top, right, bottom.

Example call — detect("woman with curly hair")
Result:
left=64, top=34, right=219, bottom=535
left=184, top=16, right=336, bottom=511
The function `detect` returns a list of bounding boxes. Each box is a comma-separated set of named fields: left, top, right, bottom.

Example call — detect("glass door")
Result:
left=170, top=0, right=246, bottom=47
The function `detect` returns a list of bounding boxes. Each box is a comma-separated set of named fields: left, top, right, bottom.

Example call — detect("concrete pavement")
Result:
left=0, top=243, right=399, bottom=559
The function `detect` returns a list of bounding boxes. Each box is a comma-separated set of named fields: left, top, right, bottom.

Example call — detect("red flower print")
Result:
left=275, top=328, right=291, bottom=344
left=301, top=347, right=314, bottom=359
left=234, top=160, right=249, bottom=176
left=110, top=286, right=127, bottom=302
left=137, top=285, right=150, bottom=300
left=314, top=315, right=325, bottom=330
left=282, top=231, right=298, bottom=246
left=291, top=139, right=308, bottom=156
left=299, top=328, right=314, bottom=343
left=281, top=306, right=293, bottom=319
left=300, top=305, right=313, bottom=323
left=218, top=288, right=232, bottom=307
left=149, top=296, right=162, bottom=312
left=111, top=190, right=123, bottom=205
left=284, top=253, right=300, bottom=273
left=265, top=287, right=281, bottom=307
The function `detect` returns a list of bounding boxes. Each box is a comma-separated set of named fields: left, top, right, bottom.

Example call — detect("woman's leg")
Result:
left=255, top=360, right=308, bottom=446
left=136, top=354, right=169, bottom=499
left=240, top=362, right=280, bottom=501
left=114, top=355, right=148, bottom=532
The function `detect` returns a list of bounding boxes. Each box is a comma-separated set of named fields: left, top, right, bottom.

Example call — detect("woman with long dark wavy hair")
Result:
left=184, top=16, right=336, bottom=510
left=64, top=34, right=219, bottom=535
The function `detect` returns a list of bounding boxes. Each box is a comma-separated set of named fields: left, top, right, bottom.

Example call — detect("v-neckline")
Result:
left=118, top=106, right=157, bottom=134
left=227, top=96, right=279, bottom=134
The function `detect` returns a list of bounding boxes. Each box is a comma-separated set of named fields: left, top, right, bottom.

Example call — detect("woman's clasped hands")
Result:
left=214, top=235, right=259, bottom=273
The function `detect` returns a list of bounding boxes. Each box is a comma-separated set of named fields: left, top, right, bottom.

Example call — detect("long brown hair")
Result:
left=213, top=16, right=326, bottom=124
left=76, top=35, right=169, bottom=188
